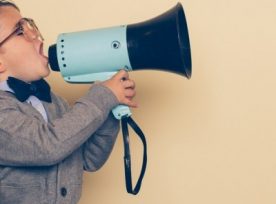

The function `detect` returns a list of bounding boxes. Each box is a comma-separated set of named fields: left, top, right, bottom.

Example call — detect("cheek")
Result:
left=4, top=49, right=38, bottom=79
left=8, top=43, right=38, bottom=66
left=2, top=39, right=48, bottom=80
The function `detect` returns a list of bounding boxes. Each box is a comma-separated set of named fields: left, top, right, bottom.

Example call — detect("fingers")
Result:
left=122, top=98, right=138, bottom=108
left=125, top=88, right=136, bottom=98
left=106, top=69, right=138, bottom=108
left=122, top=79, right=135, bottom=89
left=121, top=76, right=136, bottom=105
left=121, top=80, right=137, bottom=107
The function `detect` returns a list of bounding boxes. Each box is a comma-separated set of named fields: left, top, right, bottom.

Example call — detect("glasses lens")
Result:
left=26, top=21, right=35, bottom=31
left=22, top=18, right=44, bottom=41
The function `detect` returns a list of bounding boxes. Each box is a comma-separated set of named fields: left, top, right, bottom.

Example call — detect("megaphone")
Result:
left=48, top=2, right=191, bottom=81
left=48, top=2, right=192, bottom=195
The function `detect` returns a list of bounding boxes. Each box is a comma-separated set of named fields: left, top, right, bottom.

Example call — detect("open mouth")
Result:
left=39, top=43, right=48, bottom=59
left=39, top=43, right=48, bottom=62
left=37, top=43, right=49, bottom=67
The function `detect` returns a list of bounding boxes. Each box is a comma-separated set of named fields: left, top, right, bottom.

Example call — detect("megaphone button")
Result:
left=112, top=41, right=120, bottom=49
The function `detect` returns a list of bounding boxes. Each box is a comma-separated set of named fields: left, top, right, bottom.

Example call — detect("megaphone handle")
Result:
left=112, top=105, right=132, bottom=120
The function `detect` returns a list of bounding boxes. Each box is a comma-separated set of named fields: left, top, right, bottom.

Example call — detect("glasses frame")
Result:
left=0, top=17, right=43, bottom=47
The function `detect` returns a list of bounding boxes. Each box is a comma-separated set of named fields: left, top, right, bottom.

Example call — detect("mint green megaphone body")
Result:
left=49, top=25, right=133, bottom=119
left=48, top=2, right=192, bottom=120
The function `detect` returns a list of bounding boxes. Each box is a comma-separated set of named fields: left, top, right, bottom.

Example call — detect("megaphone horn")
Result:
left=127, top=2, right=192, bottom=78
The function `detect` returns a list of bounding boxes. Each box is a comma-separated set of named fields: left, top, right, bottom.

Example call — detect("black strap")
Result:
left=121, top=116, right=147, bottom=195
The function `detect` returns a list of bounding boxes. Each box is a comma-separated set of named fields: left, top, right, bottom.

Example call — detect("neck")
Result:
left=0, top=75, right=8, bottom=82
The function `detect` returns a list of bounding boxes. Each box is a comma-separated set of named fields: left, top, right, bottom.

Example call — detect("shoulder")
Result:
left=0, top=90, right=20, bottom=108
left=50, top=91, right=70, bottom=112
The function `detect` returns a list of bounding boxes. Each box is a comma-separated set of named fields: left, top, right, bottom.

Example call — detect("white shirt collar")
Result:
left=0, top=80, right=14, bottom=93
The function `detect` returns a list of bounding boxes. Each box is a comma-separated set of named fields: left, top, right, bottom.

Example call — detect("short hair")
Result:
left=0, top=0, right=20, bottom=11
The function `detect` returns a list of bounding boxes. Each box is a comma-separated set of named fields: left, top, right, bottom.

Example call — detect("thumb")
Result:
left=113, top=69, right=129, bottom=81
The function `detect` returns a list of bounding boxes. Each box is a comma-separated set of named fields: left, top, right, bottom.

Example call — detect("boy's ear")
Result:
left=0, top=55, right=6, bottom=73
left=0, top=51, right=8, bottom=73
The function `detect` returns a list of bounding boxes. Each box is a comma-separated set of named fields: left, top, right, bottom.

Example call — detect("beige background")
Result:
left=15, top=0, right=276, bottom=203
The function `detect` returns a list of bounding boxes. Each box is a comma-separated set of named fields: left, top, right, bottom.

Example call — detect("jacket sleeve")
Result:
left=0, top=84, right=119, bottom=167
left=82, top=113, right=120, bottom=172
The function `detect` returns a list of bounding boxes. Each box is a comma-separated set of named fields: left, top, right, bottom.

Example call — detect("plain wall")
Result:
left=15, top=0, right=276, bottom=203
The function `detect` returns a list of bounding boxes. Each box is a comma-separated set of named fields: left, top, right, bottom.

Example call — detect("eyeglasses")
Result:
left=0, top=18, right=44, bottom=47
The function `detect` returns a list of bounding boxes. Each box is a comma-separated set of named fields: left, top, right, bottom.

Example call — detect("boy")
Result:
left=0, top=1, right=137, bottom=204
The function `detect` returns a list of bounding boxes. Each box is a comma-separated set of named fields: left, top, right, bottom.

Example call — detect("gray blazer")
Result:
left=0, top=84, right=120, bottom=204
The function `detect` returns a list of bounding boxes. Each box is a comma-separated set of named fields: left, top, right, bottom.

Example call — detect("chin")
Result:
left=43, top=69, right=51, bottom=78
left=40, top=64, right=51, bottom=78
left=32, top=69, right=50, bottom=81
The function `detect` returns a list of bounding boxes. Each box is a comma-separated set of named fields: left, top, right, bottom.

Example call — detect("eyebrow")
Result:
left=0, top=18, right=23, bottom=37
left=7, top=17, right=24, bottom=33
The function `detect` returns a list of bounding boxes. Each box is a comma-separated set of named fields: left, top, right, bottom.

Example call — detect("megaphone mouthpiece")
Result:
left=48, top=44, right=60, bottom=72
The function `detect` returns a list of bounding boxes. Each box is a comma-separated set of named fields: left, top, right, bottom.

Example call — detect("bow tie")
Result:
left=7, top=76, right=52, bottom=103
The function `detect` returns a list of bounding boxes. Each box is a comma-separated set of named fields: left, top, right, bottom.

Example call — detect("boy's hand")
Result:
left=102, top=70, right=138, bottom=108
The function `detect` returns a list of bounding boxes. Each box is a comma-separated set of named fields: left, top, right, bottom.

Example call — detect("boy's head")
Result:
left=0, top=0, right=50, bottom=82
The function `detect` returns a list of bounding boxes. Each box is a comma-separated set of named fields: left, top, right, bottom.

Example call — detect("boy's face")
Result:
left=0, top=6, right=49, bottom=82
